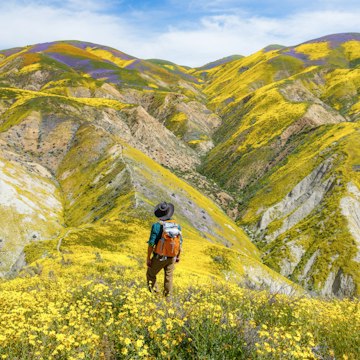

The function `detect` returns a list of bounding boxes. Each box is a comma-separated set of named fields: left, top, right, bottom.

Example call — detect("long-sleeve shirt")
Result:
left=147, top=220, right=183, bottom=247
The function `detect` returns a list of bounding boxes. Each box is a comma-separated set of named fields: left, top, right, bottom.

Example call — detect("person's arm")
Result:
left=147, top=245, right=154, bottom=267
left=147, top=223, right=160, bottom=267
left=176, top=247, right=181, bottom=263
left=176, top=224, right=182, bottom=263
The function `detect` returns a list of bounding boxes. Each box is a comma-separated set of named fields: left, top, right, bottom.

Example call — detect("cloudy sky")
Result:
left=0, top=0, right=359, bottom=66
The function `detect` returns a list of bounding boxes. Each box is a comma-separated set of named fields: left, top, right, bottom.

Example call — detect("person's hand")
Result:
left=147, top=259, right=152, bottom=267
left=175, top=257, right=180, bottom=263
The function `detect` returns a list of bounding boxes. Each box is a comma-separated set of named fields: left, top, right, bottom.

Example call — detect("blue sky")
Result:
left=0, top=0, right=359, bottom=66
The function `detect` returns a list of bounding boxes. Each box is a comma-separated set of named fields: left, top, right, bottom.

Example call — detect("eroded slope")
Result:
left=200, top=34, right=360, bottom=295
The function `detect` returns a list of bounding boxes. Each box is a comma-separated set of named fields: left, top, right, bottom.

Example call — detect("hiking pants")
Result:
left=146, top=256, right=176, bottom=296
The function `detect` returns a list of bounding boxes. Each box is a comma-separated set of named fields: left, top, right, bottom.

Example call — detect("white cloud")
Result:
left=0, top=2, right=137, bottom=49
left=136, top=10, right=360, bottom=65
left=0, top=1, right=359, bottom=66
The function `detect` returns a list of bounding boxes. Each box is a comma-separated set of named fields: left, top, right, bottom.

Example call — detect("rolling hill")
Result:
left=1, top=34, right=360, bottom=298
left=0, top=40, right=294, bottom=293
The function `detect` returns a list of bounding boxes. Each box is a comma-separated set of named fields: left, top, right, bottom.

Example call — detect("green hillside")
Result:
left=0, top=41, right=296, bottom=292
left=1, top=239, right=359, bottom=359
left=200, top=33, right=360, bottom=296
left=1, top=34, right=360, bottom=301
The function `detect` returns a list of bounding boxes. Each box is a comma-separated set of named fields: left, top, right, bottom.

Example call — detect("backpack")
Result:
left=154, top=220, right=181, bottom=257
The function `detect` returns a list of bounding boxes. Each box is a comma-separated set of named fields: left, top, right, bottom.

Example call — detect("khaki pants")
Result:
left=146, top=256, right=176, bottom=296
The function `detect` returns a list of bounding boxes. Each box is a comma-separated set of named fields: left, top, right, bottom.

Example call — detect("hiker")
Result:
left=146, top=202, right=182, bottom=296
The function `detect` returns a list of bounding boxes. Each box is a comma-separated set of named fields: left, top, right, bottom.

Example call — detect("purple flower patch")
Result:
left=104, top=47, right=135, bottom=61
left=171, top=69, right=199, bottom=83
left=28, top=43, right=53, bottom=53
left=46, top=53, right=92, bottom=69
left=66, top=41, right=97, bottom=50
left=41, top=50, right=122, bottom=84
left=88, top=69, right=114, bottom=76
left=0, top=47, right=24, bottom=57
left=281, top=48, right=309, bottom=62
left=304, top=33, right=360, bottom=49
left=124, top=59, right=143, bottom=70
left=311, top=59, right=327, bottom=66
left=88, top=69, right=121, bottom=84
left=279, top=33, right=360, bottom=66
left=66, top=40, right=136, bottom=61
left=301, top=33, right=360, bottom=49
left=223, top=97, right=235, bottom=105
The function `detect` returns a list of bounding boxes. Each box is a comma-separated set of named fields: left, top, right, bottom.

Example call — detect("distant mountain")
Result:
left=263, top=44, right=286, bottom=52
left=1, top=33, right=360, bottom=296
left=196, top=55, right=244, bottom=71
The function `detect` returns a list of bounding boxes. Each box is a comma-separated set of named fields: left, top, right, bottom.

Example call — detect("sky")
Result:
left=0, top=0, right=359, bottom=66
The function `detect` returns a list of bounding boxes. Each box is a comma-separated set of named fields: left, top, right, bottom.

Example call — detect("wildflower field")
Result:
left=0, top=224, right=359, bottom=360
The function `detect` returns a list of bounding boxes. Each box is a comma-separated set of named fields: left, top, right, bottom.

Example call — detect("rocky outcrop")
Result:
left=242, top=264, right=298, bottom=295
left=68, top=86, right=92, bottom=98
left=0, top=110, right=81, bottom=173
left=118, top=106, right=200, bottom=170
left=320, top=269, right=356, bottom=298
left=0, top=102, right=200, bottom=174
left=177, top=171, right=240, bottom=220
left=257, top=157, right=335, bottom=240
left=117, top=89, right=221, bottom=154
left=280, top=104, right=345, bottom=145
left=280, top=241, right=305, bottom=277
left=340, top=182, right=360, bottom=262
left=174, top=100, right=222, bottom=151
left=280, top=80, right=324, bottom=103
left=0, top=149, right=63, bottom=276
left=94, top=83, right=124, bottom=101
left=298, top=250, right=319, bottom=284
left=255, top=164, right=360, bottom=296
left=279, top=81, right=346, bottom=146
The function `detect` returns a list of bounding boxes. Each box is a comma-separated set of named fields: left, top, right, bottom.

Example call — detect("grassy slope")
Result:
left=0, top=41, right=197, bottom=91
left=53, top=120, right=295, bottom=288
left=199, top=37, right=360, bottom=294
left=1, top=37, right=360, bottom=297
left=0, top=152, right=63, bottom=276
left=0, top=41, right=216, bottom=149
left=1, top=229, right=359, bottom=359
left=0, top=83, right=295, bottom=291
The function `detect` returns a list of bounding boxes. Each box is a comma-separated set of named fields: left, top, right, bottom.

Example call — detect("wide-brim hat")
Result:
left=154, top=202, right=174, bottom=220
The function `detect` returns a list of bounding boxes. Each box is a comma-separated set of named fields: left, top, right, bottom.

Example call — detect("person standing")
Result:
left=146, top=202, right=182, bottom=296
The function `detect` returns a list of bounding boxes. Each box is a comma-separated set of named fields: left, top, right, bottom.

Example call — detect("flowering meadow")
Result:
left=0, top=235, right=359, bottom=360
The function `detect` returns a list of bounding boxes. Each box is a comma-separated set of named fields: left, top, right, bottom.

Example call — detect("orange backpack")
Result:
left=154, top=220, right=181, bottom=258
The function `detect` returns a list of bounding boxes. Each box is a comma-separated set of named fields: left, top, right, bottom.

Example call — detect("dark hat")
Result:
left=154, top=202, right=174, bottom=220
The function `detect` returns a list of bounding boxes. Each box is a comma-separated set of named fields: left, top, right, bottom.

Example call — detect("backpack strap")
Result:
left=152, top=221, right=163, bottom=247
